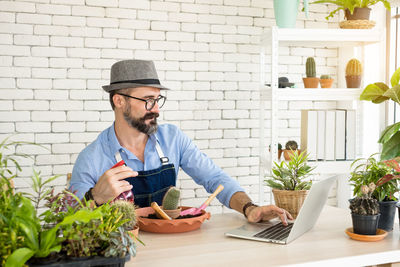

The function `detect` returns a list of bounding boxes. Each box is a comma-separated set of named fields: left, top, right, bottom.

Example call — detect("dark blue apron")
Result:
left=124, top=142, right=176, bottom=208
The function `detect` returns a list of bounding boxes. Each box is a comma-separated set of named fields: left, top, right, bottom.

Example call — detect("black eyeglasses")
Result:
left=117, top=93, right=166, bottom=111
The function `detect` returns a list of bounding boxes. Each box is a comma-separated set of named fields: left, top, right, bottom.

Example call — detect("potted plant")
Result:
left=269, top=143, right=283, bottom=160
left=159, top=186, right=181, bottom=219
left=320, top=74, right=334, bottom=88
left=349, top=155, right=400, bottom=231
left=283, top=140, right=300, bottom=161
left=359, top=67, right=400, bottom=160
left=0, top=137, right=138, bottom=267
left=265, top=150, right=315, bottom=218
left=112, top=200, right=139, bottom=238
left=303, top=57, right=319, bottom=88
left=349, top=183, right=380, bottom=235
left=346, top=58, right=363, bottom=88
left=310, top=0, right=390, bottom=28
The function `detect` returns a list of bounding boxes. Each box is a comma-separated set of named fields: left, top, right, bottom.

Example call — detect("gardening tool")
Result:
left=113, top=151, right=134, bottom=202
left=180, top=184, right=224, bottom=216
left=151, top=201, right=172, bottom=220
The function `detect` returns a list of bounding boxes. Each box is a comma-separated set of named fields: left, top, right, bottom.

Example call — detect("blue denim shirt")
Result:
left=69, top=123, right=244, bottom=208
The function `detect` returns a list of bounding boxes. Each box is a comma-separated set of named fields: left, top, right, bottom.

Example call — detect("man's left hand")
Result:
left=246, top=205, right=293, bottom=225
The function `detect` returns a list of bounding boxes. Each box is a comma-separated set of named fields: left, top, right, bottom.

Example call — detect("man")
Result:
left=70, top=59, right=292, bottom=224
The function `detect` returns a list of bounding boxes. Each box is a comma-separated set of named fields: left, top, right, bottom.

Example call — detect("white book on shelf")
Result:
left=335, top=110, right=346, bottom=160
left=325, top=110, right=336, bottom=161
left=317, top=110, right=326, bottom=161
left=346, top=110, right=356, bottom=160
left=300, top=110, right=318, bottom=161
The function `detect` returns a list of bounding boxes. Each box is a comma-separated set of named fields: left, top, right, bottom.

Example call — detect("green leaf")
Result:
left=378, top=122, right=400, bottom=144
left=360, top=82, right=390, bottom=103
left=381, top=131, right=400, bottom=160
left=383, top=85, right=400, bottom=105
left=6, top=248, right=35, bottom=267
left=390, top=67, right=400, bottom=87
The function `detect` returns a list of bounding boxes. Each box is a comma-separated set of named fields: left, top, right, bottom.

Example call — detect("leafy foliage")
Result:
left=310, top=0, right=391, bottom=20
left=265, top=150, right=315, bottom=190
left=349, top=155, right=400, bottom=201
left=360, top=67, right=400, bottom=160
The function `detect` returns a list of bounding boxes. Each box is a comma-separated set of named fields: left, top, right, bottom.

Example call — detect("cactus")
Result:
left=346, top=59, right=363, bottom=76
left=349, top=183, right=379, bottom=216
left=285, top=140, right=298, bottom=150
left=320, top=74, right=331, bottom=79
left=162, top=186, right=180, bottom=210
left=305, top=57, right=316, bottom=78
left=112, top=200, right=137, bottom=230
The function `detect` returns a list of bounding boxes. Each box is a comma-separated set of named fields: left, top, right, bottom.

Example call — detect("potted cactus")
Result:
left=349, top=183, right=380, bottom=235
left=303, top=57, right=319, bottom=88
left=112, top=200, right=139, bottom=238
left=346, top=58, right=363, bottom=88
left=283, top=140, right=300, bottom=161
left=159, top=186, right=181, bottom=219
left=319, top=74, right=334, bottom=88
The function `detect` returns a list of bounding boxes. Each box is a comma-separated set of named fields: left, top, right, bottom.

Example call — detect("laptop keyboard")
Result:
left=253, top=223, right=294, bottom=241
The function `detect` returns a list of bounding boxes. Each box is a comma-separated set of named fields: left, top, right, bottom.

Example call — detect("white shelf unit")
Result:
left=259, top=27, right=385, bottom=205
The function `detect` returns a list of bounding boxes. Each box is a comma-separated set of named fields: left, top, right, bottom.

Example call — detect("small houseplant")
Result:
left=160, top=186, right=181, bottom=219
left=303, top=57, right=319, bottom=88
left=283, top=140, right=300, bottom=161
left=359, top=67, right=400, bottom=160
left=346, top=58, right=363, bottom=88
left=320, top=74, right=334, bottom=88
left=269, top=143, right=283, bottom=160
left=349, top=183, right=380, bottom=235
left=265, top=150, right=315, bottom=218
left=349, top=155, right=400, bottom=231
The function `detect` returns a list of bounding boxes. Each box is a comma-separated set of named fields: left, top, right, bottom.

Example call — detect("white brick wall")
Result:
left=1, top=0, right=339, bottom=212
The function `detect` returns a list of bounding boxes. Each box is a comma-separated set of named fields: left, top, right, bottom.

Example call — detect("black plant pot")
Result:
left=351, top=213, right=380, bottom=235
left=29, top=255, right=130, bottom=267
left=378, top=200, right=398, bottom=232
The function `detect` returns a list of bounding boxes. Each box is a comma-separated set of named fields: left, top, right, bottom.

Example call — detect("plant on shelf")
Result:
left=346, top=58, right=363, bottom=88
left=349, top=183, right=380, bottom=235
left=303, top=57, right=319, bottom=88
left=283, top=140, right=300, bottom=161
left=349, top=154, right=400, bottom=231
left=309, top=0, right=390, bottom=24
left=0, top=137, right=138, bottom=267
left=269, top=143, right=283, bottom=160
left=265, top=150, right=315, bottom=218
left=320, top=74, right=334, bottom=88
left=359, top=67, right=400, bottom=160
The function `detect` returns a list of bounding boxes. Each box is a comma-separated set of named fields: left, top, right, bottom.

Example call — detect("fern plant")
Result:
left=265, top=150, right=315, bottom=190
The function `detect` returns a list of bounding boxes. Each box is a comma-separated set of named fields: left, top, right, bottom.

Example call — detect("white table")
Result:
left=129, top=206, right=400, bottom=267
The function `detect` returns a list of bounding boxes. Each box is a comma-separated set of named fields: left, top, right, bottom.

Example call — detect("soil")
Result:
left=144, top=213, right=201, bottom=220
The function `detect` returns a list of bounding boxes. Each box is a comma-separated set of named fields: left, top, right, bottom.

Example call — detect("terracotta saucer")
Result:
left=137, top=206, right=211, bottom=234
left=345, top=227, right=387, bottom=242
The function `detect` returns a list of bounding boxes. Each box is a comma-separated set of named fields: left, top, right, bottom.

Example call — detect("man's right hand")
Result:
left=91, top=165, right=138, bottom=204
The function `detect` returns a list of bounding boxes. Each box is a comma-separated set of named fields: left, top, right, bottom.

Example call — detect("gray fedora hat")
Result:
left=102, top=59, right=169, bottom=92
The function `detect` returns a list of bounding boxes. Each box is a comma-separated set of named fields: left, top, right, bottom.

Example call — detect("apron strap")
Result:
left=155, top=142, right=169, bottom=165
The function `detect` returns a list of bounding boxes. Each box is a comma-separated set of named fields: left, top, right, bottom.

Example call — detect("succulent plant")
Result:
left=285, top=140, right=298, bottom=150
left=346, top=58, right=362, bottom=76
left=320, top=74, right=331, bottom=79
left=112, top=200, right=137, bottom=230
left=305, top=57, right=316, bottom=78
left=162, top=186, right=180, bottom=210
left=349, top=183, right=379, bottom=216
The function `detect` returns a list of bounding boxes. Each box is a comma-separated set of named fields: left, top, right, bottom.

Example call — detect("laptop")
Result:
left=225, top=175, right=337, bottom=244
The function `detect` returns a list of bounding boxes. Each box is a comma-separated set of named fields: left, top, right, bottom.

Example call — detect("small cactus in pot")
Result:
left=319, top=74, right=334, bottom=88
left=283, top=140, right=300, bottom=161
left=345, top=58, right=363, bottom=88
left=159, top=186, right=181, bottom=219
left=303, top=57, right=319, bottom=88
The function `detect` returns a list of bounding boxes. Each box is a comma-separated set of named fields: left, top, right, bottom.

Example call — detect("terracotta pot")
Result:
left=129, top=225, right=139, bottom=238
left=320, top=78, right=334, bottom=88
left=283, top=149, right=300, bottom=161
left=272, top=189, right=308, bottom=219
left=278, top=149, right=283, bottom=160
left=156, top=206, right=182, bottom=219
left=345, top=8, right=371, bottom=21
left=345, top=75, right=361, bottom=88
left=302, top=77, right=319, bottom=88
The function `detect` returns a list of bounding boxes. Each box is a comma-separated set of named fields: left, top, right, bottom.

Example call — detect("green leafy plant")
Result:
left=349, top=154, right=400, bottom=201
left=349, top=183, right=379, bottom=215
left=310, top=0, right=390, bottom=20
left=265, top=150, right=315, bottom=190
left=360, top=68, right=400, bottom=160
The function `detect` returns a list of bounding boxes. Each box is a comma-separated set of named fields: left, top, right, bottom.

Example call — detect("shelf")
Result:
left=260, top=87, right=363, bottom=101
left=261, top=28, right=383, bottom=47
left=262, top=159, right=354, bottom=175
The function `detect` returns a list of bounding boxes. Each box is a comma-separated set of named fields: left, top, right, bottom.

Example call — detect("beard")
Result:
left=123, top=104, right=159, bottom=135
